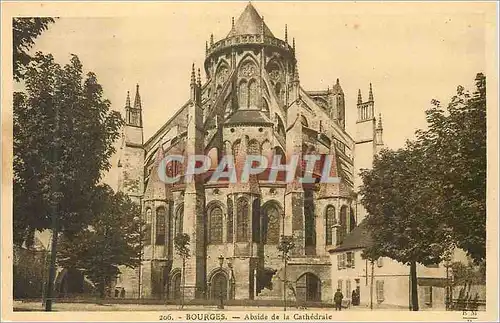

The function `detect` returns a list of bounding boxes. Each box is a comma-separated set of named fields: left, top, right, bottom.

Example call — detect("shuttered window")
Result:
left=376, top=280, right=384, bottom=303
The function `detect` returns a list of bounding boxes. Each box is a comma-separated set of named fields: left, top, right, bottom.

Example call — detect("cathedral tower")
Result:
left=118, top=85, right=144, bottom=204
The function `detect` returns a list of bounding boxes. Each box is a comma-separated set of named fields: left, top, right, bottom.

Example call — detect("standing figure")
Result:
left=334, top=288, right=344, bottom=311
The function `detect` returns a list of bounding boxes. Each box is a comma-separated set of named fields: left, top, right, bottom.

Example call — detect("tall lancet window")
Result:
left=208, top=206, right=223, bottom=244
left=156, top=207, right=166, bottom=245
left=239, top=80, right=248, bottom=109
left=325, top=205, right=335, bottom=245
left=227, top=198, right=234, bottom=243
left=175, top=204, right=184, bottom=237
left=236, top=197, right=249, bottom=242
left=248, top=79, right=258, bottom=108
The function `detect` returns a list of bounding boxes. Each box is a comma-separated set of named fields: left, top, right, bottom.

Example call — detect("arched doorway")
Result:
left=169, top=272, right=181, bottom=300
left=296, top=273, right=321, bottom=302
left=211, top=272, right=228, bottom=300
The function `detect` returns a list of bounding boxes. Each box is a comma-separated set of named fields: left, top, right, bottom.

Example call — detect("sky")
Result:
left=23, top=1, right=490, bottom=189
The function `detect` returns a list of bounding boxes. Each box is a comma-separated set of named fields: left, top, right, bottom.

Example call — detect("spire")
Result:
left=357, top=89, right=362, bottom=105
left=210, top=33, right=214, bottom=46
left=197, top=68, right=201, bottom=87
left=293, top=62, right=300, bottom=82
left=190, top=63, right=196, bottom=86
left=133, top=84, right=141, bottom=109
left=369, top=83, right=374, bottom=102
left=227, top=2, right=274, bottom=37
left=285, top=24, right=288, bottom=43
left=125, top=91, right=131, bottom=108
left=292, top=37, right=296, bottom=54
left=232, top=17, right=235, bottom=29
left=336, top=78, right=340, bottom=85
left=205, top=41, right=208, bottom=54
left=377, top=113, right=383, bottom=129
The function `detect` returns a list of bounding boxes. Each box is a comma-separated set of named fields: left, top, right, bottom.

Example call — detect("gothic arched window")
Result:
left=236, top=197, right=249, bottom=242
left=248, top=139, right=260, bottom=155
left=338, top=206, right=348, bottom=245
left=263, top=204, right=280, bottom=244
left=156, top=207, right=166, bottom=245
left=209, top=206, right=223, bottom=244
left=350, top=207, right=356, bottom=232
left=144, top=208, right=152, bottom=246
left=175, top=204, right=184, bottom=237
left=227, top=198, right=234, bottom=243
left=304, top=190, right=316, bottom=255
left=239, top=80, right=248, bottom=109
left=248, top=79, right=258, bottom=108
left=325, top=205, right=335, bottom=245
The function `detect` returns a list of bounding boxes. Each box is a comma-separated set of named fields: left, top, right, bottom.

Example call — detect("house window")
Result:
left=346, top=280, right=351, bottom=299
left=376, top=280, right=384, bottom=303
left=209, top=206, right=223, bottom=244
left=337, top=279, right=343, bottom=291
left=156, top=207, right=166, bottom=245
left=337, top=253, right=346, bottom=269
left=346, top=252, right=355, bottom=268
left=377, top=257, right=384, bottom=267
left=423, top=286, right=433, bottom=306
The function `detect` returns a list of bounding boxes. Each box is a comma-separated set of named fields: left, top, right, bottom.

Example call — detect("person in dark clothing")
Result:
left=334, top=288, right=344, bottom=311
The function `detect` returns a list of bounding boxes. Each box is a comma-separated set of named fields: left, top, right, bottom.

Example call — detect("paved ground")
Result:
left=13, top=301, right=407, bottom=312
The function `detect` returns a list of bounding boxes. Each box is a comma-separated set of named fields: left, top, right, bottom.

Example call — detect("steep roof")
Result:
left=227, top=3, right=274, bottom=38
left=329, top=220, right=373, bottom=253
left=225, top=110, right=273, bottom=125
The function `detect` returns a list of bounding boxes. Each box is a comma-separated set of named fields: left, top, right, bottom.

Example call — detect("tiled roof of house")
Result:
left=329, top=220, right=373, bottom=253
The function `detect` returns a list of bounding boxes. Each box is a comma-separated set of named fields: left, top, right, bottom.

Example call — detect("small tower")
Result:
left=329, top=78, right=345, bottom=129
left=118, top=84, right=144, bottom=205
left=183, top=63, right=206, bottom=300
left=375, top=113, right=384, bottom=153
left=354, top=83, right=379, bottom=223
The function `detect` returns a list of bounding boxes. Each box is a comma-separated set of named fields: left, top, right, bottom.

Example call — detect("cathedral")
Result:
left=116, top=3, right=384, bottom=303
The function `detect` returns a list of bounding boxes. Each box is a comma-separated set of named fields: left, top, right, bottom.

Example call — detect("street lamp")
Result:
left=133, top=216, right=143, bottom=299
left=218, top=255, right=224, bottom=309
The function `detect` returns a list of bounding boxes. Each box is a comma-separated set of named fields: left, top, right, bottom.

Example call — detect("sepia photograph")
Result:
left=2, top=1, right=498, bottom=322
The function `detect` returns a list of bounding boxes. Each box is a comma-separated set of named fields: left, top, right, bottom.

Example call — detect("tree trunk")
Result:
left=410, top=261, right=419, bottom=311
left=370, top=260, right=374, bottom=310
left=99, top=278, right=106, bottom=299
left=181, top=257, right=185, bottom=309
left=44, top=225, right=59, bottom=311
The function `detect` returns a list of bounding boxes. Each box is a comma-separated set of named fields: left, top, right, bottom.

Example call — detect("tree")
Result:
left=360, top=145, right=452, bottom=311
left=57, top=184, right=143, bottom=298
left=174, top=233, right=190, bottom=309
left=277, top=235, right=295, bottom=311
left=416, top=73, right=486, bottom=263
left=13, top=18, right=55, bottom=81
left=13, top=52, right=123, bottom=247
left=13, top=52, right=123, bottom=310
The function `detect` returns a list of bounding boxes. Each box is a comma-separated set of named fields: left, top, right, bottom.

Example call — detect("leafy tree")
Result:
left=360, top=145, right=452, bottom=311
left=13, top=53, right=123, bottom=247
left=13, top=18, right=55, bottom=81
left=416, top=73, right=486, bottom=263
left=57, top=184, right=143, bottom=298
left=174, top=233, right=190, bottom=308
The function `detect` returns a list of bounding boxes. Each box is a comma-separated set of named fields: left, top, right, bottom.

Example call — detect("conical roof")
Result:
left=227, top=3, right=274, bottom=38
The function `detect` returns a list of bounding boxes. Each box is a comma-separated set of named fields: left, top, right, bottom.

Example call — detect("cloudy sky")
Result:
left=15, top=1, right=492, bottom=188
